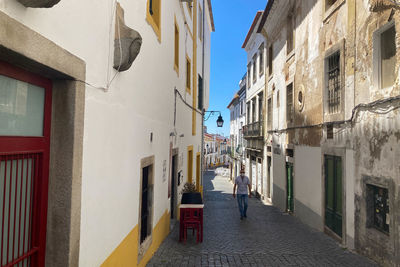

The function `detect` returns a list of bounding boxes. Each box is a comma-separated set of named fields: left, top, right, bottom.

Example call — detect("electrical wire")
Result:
left=268, top=94, right=400, bottom=135
left=64, top=1, right=122, bottom=92
left=175, top=88, right=203, bottom=115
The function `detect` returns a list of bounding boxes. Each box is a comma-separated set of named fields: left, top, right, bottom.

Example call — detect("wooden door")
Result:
left=324, top=155, right=342, bottom=237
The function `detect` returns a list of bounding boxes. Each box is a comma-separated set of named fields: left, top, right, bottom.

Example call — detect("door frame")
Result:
left=0, top=14, right=86, bottom=266
left=286, top=162, right=294, bottom=213
left=321, top=147, right=346, bottom=243
left=0, top=61, right=52, bottom=267
left=170, top=148, right=178, bottom=219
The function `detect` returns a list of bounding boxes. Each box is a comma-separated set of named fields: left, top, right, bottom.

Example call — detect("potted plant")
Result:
left=181, top=182, right=203, bottom=204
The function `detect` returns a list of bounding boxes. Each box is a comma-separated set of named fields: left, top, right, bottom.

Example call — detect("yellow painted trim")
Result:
left=187, top=145, right=194, bottom=184
left=101, top=210, right=170, bottom=267
left=185, top=23, right=194, bottom=40
left=186, top=55, right=191, bottom=94
left=192, top=0, right=198, bottom=136
left=146, top=0, right=161, bottom=42
left=174, top=16, right=179, bottom=75
left=198, top=3, right=202, bottom=42
left=196, top=152, right=201, bottom=191
left=186, top=2, right=193, bottom=18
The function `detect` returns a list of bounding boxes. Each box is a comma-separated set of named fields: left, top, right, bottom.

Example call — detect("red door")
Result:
left=0, top=61, right=52, bottom=267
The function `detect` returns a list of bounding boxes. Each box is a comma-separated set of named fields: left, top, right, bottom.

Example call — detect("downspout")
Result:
left=354, top=0, right=357, bottom=115
left=200, top=0, right=206, bottom=193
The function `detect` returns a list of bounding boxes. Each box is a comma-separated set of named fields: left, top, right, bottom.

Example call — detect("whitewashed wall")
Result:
left=0, top=0, right=212, bottom=265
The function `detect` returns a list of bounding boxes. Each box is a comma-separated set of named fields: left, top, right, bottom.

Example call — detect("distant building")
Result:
left=204, top=132, right=229, bottom=168
left=242, top=11, right=267, bottom=199
left=227, top=73, right=247, bottom=180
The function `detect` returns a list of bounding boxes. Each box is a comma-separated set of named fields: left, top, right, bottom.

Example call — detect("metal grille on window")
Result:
left=1, top=153, right=39, bottom=267
left=327, top=51, right=341, bottom=114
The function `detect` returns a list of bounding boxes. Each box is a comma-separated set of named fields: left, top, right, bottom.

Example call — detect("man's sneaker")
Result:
left=244, top=214, right=247, bottom=218
left=240, top=216, right=243, bottom=220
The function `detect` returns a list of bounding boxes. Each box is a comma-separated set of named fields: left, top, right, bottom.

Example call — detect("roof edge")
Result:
left=241, top=11, right=263, bottom=49
left=207, top=0, right=215, bottom=32
left=256, top=0, right=275, bottom=33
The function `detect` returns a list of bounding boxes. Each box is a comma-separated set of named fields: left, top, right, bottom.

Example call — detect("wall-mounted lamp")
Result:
left=204, top=111, right=224, bottom=127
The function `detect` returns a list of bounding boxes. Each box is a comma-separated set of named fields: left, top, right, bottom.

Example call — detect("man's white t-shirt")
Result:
left=235, top=175, right=250, bottom=195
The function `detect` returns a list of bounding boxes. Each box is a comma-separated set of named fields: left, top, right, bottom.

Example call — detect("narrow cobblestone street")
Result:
left=147, top=170, right=377, bottom=266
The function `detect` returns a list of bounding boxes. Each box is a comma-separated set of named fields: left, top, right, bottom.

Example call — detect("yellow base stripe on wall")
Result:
left=102, top=210, right=170, bottom=267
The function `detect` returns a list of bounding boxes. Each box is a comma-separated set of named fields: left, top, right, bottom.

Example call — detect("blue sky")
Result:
left=205, top=0, right=267, bottom=136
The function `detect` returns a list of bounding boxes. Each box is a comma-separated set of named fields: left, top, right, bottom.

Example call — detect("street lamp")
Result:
left=204, top=111, right=224, bottom=127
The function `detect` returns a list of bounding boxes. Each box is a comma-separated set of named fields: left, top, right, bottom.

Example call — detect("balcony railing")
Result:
left=243, top=121, right=263, bottom=138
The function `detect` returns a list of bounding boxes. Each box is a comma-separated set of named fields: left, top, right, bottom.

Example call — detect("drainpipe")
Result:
left=200, top=0, right=206, bottom=193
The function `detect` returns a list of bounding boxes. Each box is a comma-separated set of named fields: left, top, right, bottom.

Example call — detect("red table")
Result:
left=179, top=204, right=204, bottom=243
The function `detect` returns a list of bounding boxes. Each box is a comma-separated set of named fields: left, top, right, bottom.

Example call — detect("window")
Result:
left=139, top=156, right=154, bottom=259
left=247, top=102, right=250, bottom=123
left=259, top=43, right=264, bottom=77
left=147, top=0, right=161, bottom=41
left=327, top=124, right=333, bottom=139
left=268, top=45, right=273, bottom=75
left=325, top=0, right=338, bottom=11
left=240, top=100, right=243, bottom=115
left=367, top=184, right=389, bottom=233
left=287, top=83, right=293, bottom=124
left=198, top=75, right=203, bottom=110
left=187, top=146, right=193, bottom=183
left=326, top=51, right=341, bottom=114
left=252, top=55, right=257, bottom=83
left=186, top=56, right=191, bottom=93
left=258, top=93, right=263, bottom=122
left=198, top=4, right=203, bottom=41
left=252, top=99, right=256, bottom=123
left=267, top=97, right=272, bottom=129
left=379, top=25, right=396, bottom=89
left=277, top=90, right=280, bottom=108
left=174, top=20, right=179, bottom=74
left=247, top=64, right=251, bottom=88
left=287, top=15, right=294, bottom=54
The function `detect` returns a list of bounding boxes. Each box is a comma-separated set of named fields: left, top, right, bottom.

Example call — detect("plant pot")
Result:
left=181, top=192, right=203, bottom=204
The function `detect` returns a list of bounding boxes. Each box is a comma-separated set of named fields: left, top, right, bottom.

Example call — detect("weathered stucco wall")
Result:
left=261, top=0, right=400, bottom=265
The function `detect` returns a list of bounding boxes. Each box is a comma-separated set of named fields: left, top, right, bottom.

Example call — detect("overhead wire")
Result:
left=268, top=94, right=400, bottom=135
left=65, top=0, right=121, bottom=92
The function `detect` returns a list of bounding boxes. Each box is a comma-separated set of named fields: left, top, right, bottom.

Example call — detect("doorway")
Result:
left=286, top=162, right=294, bottom=213
left=196, top=153, right=200, bottom=191
left=0, top=62, right=52, bottom=267
left=324, top=155, right=342, bottom=237
left=267, top=156, right=271, bottom=199
left=170, top=154, right=177, bottom=219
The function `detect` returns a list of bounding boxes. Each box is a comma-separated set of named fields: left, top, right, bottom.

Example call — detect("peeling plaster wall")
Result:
left=262, top=1, right=400, bottom=264
left=351, top=0, right=400, bottom=265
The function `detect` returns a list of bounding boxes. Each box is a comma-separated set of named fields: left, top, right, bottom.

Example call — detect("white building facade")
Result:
left=228, top=74, right=246, bottom=180
left=242, top=11, right=267, bottom=199
left=0, top=0, right=214, bottom=266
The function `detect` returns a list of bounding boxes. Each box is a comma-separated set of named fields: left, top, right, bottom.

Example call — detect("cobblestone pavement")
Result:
left=147, top=170, right=377, bottom=267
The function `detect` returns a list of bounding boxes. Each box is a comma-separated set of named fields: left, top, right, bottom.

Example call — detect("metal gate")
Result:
left=0, top=61, right=52, bottom=267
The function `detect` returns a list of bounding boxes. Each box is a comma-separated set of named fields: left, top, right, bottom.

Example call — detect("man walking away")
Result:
left=233, top=167, right=251, bottom=220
